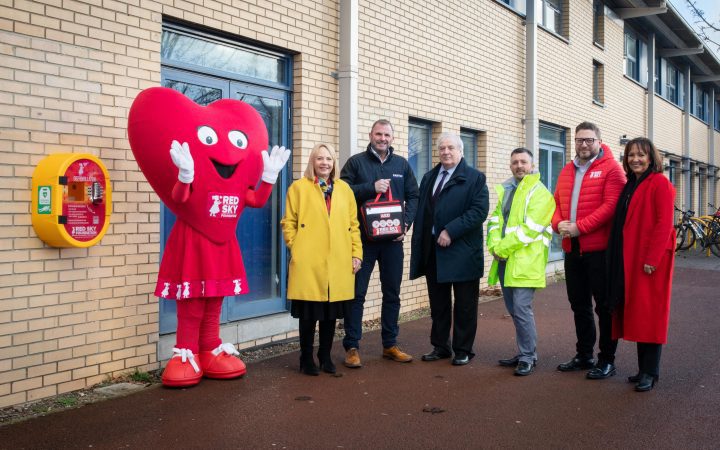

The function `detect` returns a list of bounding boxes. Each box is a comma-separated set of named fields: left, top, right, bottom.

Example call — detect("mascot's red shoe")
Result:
left=199, top=343, right=247, bottom=379
left=161, top=348, right=203, bottom=387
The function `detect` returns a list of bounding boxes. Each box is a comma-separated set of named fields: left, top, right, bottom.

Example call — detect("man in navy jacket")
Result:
left=340, top=119, right=419, bottom=368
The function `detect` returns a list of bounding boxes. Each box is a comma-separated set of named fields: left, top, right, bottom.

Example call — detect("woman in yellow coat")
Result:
left=281, top=143, right=363, bottom=375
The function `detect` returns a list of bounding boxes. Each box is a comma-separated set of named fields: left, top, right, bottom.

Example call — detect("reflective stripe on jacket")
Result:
left=486, top=173, right=556, bottom=288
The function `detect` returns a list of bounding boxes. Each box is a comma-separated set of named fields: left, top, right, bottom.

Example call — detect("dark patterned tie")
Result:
left=431, top=170, right=448, bottom=206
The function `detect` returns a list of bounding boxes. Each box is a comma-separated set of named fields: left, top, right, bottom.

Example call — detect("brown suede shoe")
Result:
left=382, top=346, right=413, bottom=363
left=344, top=348, right=362, bottom=368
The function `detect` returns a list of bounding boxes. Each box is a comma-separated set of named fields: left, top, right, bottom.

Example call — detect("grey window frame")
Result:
left=459, top=129, right=479, bottom=169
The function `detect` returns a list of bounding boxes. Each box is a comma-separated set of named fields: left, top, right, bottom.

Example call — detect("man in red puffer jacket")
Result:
left=552, top=122, right=626, bottom=380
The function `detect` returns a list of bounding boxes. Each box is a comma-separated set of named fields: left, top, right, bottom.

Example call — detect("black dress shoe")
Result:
left=635, top=373, right=657, bottom=392
left=586, top=362, right=617, bottom=379
left=421, top=349, right=452, bottom=362
left=557, top=356, right=595, bottom=372
left=498, top=356, right=519, bottom=367
left=627, top=373, right=641, bottom=383
left=451, top=355, right=470, bottom=366
left=514, top=361, right=535, bottom=376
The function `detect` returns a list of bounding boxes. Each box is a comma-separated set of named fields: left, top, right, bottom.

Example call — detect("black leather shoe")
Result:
left=635, top=373, right=657, bottom=392
left=451, top=355, right=470, bottom=366
left=514, top=361, right=535, bottom=376
left=557, top=356, right=595, bottom=372
left=498, top=356, right=519, bottom=367
left=421, top=349, right=452, bottom=362
left=586, top=362, right=617, bottom=379
left=627, top=373, right=641, bottom=383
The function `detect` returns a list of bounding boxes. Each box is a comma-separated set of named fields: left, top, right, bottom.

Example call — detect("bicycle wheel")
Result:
left=711, top=241, right=720, bottom=258
left=675, top=224, right=687, bottom=251
left=676, top=223, right=695, bottom=251
left=684, top=224, right=697, bottom=250
left=707, top=227, right=720, bottom=257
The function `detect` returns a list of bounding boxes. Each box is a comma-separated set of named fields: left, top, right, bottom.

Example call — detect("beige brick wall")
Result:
left=1, top=0, right=718, bottom=408
left=0, top=0, right=339, bottom=409
left=655, top=98, right=683, bottom=154
left=689, top=118, right=709, bottom=161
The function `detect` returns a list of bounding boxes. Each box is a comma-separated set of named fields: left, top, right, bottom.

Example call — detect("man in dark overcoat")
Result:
left=410, top=132, right=489, bottom=365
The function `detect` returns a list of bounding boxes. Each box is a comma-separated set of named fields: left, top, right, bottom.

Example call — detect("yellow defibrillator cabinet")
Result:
left=31, top=153, right=112, bottom=248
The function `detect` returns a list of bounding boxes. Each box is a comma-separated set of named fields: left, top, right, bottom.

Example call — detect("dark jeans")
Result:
left=564, top=246, right=618, bottom=363
left=426, top=248, right=479, bottom=359
left=637, top=342, right=662, bottom=378
left=342, top=240, right=403, bottom=350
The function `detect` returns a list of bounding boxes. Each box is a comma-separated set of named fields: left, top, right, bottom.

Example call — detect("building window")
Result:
left=500, top=0, right=526, bottom=14
left=593, top=60, right=604, bottom=104
left=625, top=32, right=638, bottom=80
left=667, top=159, right=677, bottom=187
left=459, top=129, right=479, bottom=169
left=539, top=123, right=566, bottom=262
left=593, top=0, right=604, bottom=46
left=666, top=63, right=679, bottom=105
left=541, top=0, right=564, bottom=36
left=692, top=83, right=708, bottom=122
left=654, top=57, right=662, bottom=95
left=715, top=100, right=720, bottom=131
left=624, top=28, right=647, bottom=84
left=408, top=119, right=433, bottom=182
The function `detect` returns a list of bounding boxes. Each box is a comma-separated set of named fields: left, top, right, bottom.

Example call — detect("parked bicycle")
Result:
left=674, top=204, right=720, bottom=257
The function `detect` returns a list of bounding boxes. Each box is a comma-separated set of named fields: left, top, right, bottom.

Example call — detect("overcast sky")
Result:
left=670, top=0, right=720, bottom=58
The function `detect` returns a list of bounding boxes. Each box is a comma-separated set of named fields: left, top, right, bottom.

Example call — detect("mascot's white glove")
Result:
left=169, top=140, right=194, bottom=184
left=261, top=145, right=291, bottom=184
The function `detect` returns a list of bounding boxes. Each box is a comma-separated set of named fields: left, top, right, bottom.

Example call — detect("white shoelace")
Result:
left=212, top=342, right=240, bottom=357
left=171, top=347, right=200, bottom=373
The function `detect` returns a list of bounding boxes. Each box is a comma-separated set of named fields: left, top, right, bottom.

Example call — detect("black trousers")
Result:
left=425, top=249, right=479, bottom=359
left=637, top=342, right=662, bottom=378
left=564, top=244, right=618, bottom=363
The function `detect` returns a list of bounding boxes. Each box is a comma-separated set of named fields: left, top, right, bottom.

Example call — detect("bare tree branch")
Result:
left=685, top=0, right=720, bottom=51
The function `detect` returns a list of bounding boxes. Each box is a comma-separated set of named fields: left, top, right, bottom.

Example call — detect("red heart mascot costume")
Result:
left=128, top=87, right=290, bottom=387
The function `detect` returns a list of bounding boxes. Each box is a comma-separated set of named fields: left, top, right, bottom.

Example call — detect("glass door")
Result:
left=538, top=124, right=566, bottom=262
left=157, top=73, right=290, bottom=333
left=225, top=83, right=290, bottom=321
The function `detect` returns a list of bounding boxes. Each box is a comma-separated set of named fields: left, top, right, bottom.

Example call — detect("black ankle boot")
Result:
left=635, top=373, right=657, bottom=392
left=299, top=354, right=320, bottom=376
left=318, top=355, right=336, bottom=374
left=299, top=319, right=319, bottom=376
left=317, top=319, right=337, bottom=374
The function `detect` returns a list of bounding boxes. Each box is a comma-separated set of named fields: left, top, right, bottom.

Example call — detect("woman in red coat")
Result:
left=606, top=137, right=675, bottom=392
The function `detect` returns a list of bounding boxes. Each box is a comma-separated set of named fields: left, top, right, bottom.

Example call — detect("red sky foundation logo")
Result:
left=208, top=193, right=240, bottom=219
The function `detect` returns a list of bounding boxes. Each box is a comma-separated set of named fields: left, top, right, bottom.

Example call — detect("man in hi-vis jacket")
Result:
left=487, top=148, right=555, bottom=376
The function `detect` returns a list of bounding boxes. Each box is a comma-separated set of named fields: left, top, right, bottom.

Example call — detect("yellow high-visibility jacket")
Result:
left=487, top=173, right=555, bottom=288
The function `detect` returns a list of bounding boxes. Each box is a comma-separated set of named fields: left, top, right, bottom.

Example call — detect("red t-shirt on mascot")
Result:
left=128, top=87, right=273, bottom=301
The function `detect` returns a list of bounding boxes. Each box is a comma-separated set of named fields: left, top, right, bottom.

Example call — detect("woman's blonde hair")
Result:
left=303, top=143, right=338, bottom=181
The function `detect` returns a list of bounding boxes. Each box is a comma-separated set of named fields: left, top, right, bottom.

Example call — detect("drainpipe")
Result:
left=338, top=0, right=359, bottom=166
left=684, top=65, right=692, bottom=209
left=647, top=33, right=655, bottom=141
left=525, top=0, right=538, bottom=152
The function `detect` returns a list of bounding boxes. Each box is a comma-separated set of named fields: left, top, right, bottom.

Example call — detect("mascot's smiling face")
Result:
left=128, top=87, right=268, bottom=241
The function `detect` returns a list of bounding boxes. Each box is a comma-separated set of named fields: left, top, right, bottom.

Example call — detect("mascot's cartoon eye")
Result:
left=197, top=126, right=219, bottom=145
left=228, top=130, right=248, bottom=149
